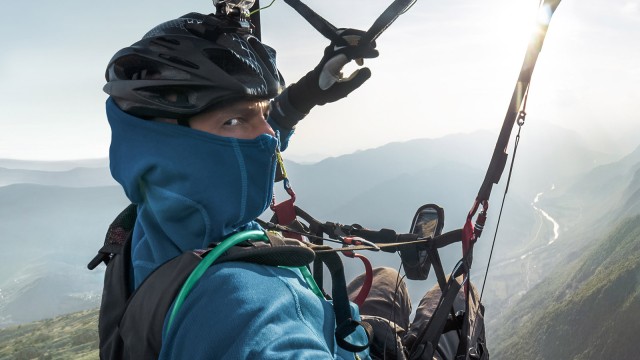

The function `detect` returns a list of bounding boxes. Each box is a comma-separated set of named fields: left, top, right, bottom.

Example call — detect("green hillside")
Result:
left=0, top=308, right=99, bottom=360
left=492, top=215, right=640, bottom=359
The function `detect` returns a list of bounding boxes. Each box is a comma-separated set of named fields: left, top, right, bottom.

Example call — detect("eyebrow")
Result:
left=224, top=100, right=269, bottom=113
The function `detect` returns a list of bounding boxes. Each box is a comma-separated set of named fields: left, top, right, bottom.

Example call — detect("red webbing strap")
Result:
left=342, top=251, right=373, bottom=306
left=462, top=201, right=479, bottom=259
left=462, top=216, right=474, bottom=298
left=270, top=197, right=302, bottom=241
left=458, top=199, right=487, bottom=357
left=462, top=218, right=475, bottom=260
left=462, top=200, right=488, bottom=295
left=270, top=158, right=302, bottom=241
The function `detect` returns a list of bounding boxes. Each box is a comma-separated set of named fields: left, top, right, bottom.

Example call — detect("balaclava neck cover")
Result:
left=107, top=98, right=278, bottom=287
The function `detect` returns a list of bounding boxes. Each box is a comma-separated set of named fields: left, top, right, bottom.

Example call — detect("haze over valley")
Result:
left=1, top=122, right=639, bottom=359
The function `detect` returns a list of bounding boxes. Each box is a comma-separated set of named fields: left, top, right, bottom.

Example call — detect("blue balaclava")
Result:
left=107, top=98, right=279, bottom=288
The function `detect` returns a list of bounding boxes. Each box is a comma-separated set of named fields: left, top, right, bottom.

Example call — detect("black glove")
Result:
left=287, top=28, right=379, bottom=114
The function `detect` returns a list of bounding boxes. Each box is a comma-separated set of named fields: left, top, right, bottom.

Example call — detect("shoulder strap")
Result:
left=215, top=231, right=315, bottom=266
left=88, top=203, right=138, bottom=270
left=119, top=251, right=203, bottom=360
left=88, top=204, right=137, bottom=360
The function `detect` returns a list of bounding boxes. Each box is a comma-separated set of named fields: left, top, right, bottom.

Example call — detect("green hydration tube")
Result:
left=297, top=265, right=324, bottom=299
left=165, top=230, right=269, bottom=336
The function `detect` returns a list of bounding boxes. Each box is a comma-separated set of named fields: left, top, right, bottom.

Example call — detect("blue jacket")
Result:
left=106, top=97, right=370, bottom=359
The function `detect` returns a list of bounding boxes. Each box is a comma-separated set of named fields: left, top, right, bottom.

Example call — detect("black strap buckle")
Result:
left=335, top=318, right=374, bottom=353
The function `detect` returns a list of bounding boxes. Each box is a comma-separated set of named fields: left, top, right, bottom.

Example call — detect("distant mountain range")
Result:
left=0, top=122, right=638, bottom=360
left=0, top=184, right=129, bottom=326
left=0, top=166, right=116, bottom=188
left=0, top=158, right=108, bottom=172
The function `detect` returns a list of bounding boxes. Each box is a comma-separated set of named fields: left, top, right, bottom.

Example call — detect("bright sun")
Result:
left=495, top=0, right=545, bottom=47
left=478, top=0, right=549, bottom=73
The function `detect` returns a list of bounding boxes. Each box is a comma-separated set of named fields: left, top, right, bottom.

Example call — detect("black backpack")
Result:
left=87, top=204, right=365, bottom=359
left=88, top=204, right=208, bottom=359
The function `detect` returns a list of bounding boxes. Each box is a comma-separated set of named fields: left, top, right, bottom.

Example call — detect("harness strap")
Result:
left=342, top=251, right=373, bottom=306
left=215, top=232, right=315, bottom=266
left=311, top=229, right=464, bottom=254
left=427, top=247, right=448, bottom=293
left=408, top=266, right=466, bottom=360
left=260, top=215, right=465, bottom=254
left=315, top=250, right=373, bottom=353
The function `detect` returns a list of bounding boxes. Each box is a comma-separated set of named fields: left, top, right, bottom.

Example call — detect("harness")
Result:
left=267, top=139, right=487, bottom=359
left=88, top=204, right=373, bottom=359
left=261, top=207, right=487, bottom=360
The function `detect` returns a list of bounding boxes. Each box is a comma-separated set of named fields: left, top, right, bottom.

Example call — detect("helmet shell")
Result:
left=104, top=13, right=284, bottom=119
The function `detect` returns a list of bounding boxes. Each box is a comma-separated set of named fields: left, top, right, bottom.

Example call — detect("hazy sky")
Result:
left=1, top=0, right=639, bottom=161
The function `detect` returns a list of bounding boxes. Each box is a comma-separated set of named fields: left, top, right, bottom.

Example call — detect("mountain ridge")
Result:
left=0, top=158, right=108, bottom=171
left=492, top=214, right=640, bottom=359
left=0, top=166, right=116, bottom=187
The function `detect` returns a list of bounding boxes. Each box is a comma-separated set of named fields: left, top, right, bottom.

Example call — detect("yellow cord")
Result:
left=276, top=150, right=288, bottom=179
left=249, top=0, right=277, bottom=15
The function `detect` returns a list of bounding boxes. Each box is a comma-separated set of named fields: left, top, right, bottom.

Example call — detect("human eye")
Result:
left=223, top=118, right=242, bottom=127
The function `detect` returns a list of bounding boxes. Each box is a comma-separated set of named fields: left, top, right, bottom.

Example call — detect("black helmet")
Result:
left=104, top=12, right=284, bottom=119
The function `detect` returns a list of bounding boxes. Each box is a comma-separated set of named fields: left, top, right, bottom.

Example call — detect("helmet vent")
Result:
left=149, top=37, right=181, bottom=51
left=136, top=87, right=197, bottom=110
left=156, top=37, right=180, bottom=46
left=203, top=48, right=251, bottom=76
left=158, top=54, right=200, bottom=70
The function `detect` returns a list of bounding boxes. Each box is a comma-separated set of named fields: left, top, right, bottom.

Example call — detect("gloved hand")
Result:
left=287, top=28, right=379, bottom=114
